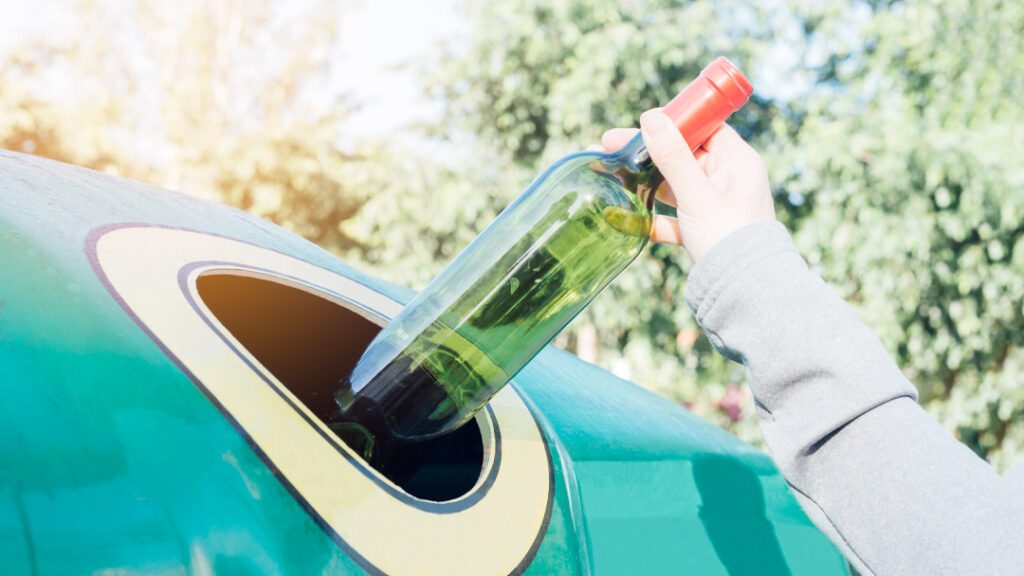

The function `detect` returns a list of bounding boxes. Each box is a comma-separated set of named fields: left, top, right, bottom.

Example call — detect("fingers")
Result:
left=654, top=181, right=676, bottom=206
left=658, top=148, right=708, bottom=206
left=693, top=147, right=710, bottom=171
left=695, top=146, right=715, bottom=174
left=702, top=123, right=747, bottom=157
left=601, top=128, right=639, bottom=152
left=650, top=215, right=682, bottom=245
left=639, top=110, right=706, bottom=194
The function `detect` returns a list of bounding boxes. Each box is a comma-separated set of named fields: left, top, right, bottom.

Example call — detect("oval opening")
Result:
left=195, top=271, right=485, bottom=502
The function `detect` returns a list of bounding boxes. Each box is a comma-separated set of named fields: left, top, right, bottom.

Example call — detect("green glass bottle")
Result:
left=333, top=57, right=753, bottom=460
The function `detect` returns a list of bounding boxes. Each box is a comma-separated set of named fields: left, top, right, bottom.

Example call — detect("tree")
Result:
left=6, top=0, right=1022, bottom=468
left=398, top=0, right=798, bottom=437
left=0, top=0, right=373, bottom=253
left=779, top=0, right=1024, bottom=469
left=351, top=0, right=1024, bottom=466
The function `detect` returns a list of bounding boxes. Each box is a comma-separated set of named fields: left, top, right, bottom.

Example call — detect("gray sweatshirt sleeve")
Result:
left=683, top=221, right=1024, bottom=576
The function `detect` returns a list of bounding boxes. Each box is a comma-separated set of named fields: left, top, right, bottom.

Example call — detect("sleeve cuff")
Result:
left=683, top=220, right=800, bottom=322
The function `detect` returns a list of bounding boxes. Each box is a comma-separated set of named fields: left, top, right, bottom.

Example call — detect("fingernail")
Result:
left=640, top=110, right=670, bottom=136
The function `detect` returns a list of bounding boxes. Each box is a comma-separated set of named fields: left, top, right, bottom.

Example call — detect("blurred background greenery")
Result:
left=2, top=0, right=1022, bottom=469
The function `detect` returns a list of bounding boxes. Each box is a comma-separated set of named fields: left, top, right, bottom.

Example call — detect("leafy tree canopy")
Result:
left=3, top=0, right=1022, bottom=468
left=352, top=0, right=1024, bottom=466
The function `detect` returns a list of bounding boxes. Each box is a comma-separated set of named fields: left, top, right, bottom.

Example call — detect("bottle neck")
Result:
left=610, top=132, right=659, bottom=216
left=619, top=132, right=653, bottom=172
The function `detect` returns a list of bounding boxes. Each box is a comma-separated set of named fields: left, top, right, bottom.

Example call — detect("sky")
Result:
left=0, top=0, right=69, bottom=50
left=0, top=0, right=464, bottom=145
left=0, top=0, right=845, bottom=158
left=330, top=0, right=465, bottom=143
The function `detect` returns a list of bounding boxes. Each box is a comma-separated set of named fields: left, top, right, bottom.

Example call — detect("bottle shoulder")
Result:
left=526, top=149, right=652, bottom=209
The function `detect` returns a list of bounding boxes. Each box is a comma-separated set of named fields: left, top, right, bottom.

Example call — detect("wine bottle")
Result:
left=333, top=57, right=753, bottom=457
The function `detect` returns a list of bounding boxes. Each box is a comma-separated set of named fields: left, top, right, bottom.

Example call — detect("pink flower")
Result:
left=718, top=384, right=743, bottom=422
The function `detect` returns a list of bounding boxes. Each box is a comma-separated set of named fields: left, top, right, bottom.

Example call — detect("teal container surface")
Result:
left=0, top=151, right=848, bottom=575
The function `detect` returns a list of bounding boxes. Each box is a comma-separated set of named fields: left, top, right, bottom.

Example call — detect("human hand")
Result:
left=599, top=109, right=775, bottom=261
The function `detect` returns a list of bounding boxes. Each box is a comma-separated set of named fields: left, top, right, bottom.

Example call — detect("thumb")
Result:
left=639, top=110, right=710, bottom=212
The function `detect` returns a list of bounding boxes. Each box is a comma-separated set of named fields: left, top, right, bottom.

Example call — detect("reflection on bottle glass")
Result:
left=330, top=57, right=752, bottom=472
left=331, top=148, right=657, bottom=455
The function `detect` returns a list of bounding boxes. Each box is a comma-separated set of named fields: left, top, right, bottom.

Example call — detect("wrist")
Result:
left=684, top=220, right=797, bottom=320
left=684, top=215, right=778, bottom=264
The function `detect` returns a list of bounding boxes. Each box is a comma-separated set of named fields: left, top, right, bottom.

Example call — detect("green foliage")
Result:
left=4, top=0, right=1022, bottom=468
left=0, top=50, right=155, bottom=182
left=435, top=0, right=776, bottom=166
left=411, top=0, right=797, bottom=438
left=0, top=0, right=362, bottom=247
left=213, top=118, right=368, bottom=254
left=353, top=0, right=1024, bottom=464
left=778, top=0, right=1024, bottom=468
left=339, top=146, right=524, bottom=288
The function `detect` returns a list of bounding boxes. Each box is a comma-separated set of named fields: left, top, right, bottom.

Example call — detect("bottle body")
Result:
left=332, top=57, right=753, bottom=459
left=336, top=134, right=659, bottom=442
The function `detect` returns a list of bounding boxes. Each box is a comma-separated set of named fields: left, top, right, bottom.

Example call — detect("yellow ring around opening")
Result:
left=94, top=226, right=552, bottom=576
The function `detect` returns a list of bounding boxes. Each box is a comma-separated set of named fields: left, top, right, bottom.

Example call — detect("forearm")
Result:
left=684, top=221, right=1024, bottom=575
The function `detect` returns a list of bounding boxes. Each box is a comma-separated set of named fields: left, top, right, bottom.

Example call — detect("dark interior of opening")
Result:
left=196, top=272, right=484, bottom=501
